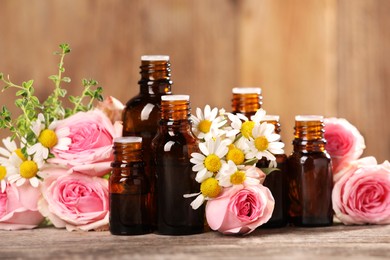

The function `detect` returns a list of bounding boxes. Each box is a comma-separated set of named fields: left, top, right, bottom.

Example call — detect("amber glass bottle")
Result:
left=152, top=95, right=204, bottom=235
left=231, top=87, right=262, bottom=116
left=231, top=88, right=287, bottom=227
left=109, top=137, right=151, bottom=235
left=287, top=115, right=333, bottom=227
left=258, top=115, right=288, bottom=228
left=122, top=55, right=172, bottom=228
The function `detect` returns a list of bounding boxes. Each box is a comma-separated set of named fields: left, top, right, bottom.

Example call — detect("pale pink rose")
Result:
left=49, top=109, right=121, bottom=176
left=332, top=157, right=390, bottom=225
left=206, top=184, right=274, bottom=235
left=96, top=96, right=125, bottom=124
left=324, top=117, right=365, bottom=175
left=39, top=167, right=109, bottom=231
left=0, top=182, right=44, bottom=230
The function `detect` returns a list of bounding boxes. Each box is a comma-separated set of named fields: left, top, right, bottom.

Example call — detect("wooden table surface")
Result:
left=1, top=224, right=389, bottom=259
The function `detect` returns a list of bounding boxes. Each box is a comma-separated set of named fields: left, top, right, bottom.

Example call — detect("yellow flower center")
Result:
left=19, top=160, right=38, bottom=179
left=241, top=121, right=255, bottom=138
left=0, top=166, right=6, bottom=180
left=255, top=136, right=269, bottom=151
left=14, top=148, right=26, bottom=161
left=230, top=170, right=246, bottom=185
left=226, top=145, right=245, bottom=165
left=204, top=154, right=222, bottom=172
left=38, top=129, right=58, bottom=148
left=200, top=177, right=221, bottom=198
left=198, top=120, right=212, bottom=134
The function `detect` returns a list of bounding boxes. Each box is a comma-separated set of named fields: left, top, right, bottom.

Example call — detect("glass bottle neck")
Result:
left=231, top=93, right=262, bottom=116
left=138, top=60, right=172, bottom=95
left=293, top=119, right=326, bottom=152
left=113, top=141, right=143, bottom=163
left=160, top=99, right=191, bottom=121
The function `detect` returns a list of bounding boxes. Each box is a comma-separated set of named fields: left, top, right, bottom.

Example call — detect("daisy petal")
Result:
left=16, top=178, right=26, bottom=186
left=190, top=194, right=205, bottom=210
left=29, top=177, right=40, bottom=188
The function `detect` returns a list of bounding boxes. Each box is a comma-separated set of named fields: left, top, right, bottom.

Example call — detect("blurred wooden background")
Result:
left=0, top=0, right=389, bottom=161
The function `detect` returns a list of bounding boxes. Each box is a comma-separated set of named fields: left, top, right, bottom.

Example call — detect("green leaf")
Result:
left=48, top=75, right=59, bottom=81
left=260, top=167, right=281, bottom=175
left=0, top=73, right=3, bottom=80
left=62, top=77, right=71, bottom=83
left=15, top=89, right=26, bottom=97
left=58, top=88, right=67, bottom=97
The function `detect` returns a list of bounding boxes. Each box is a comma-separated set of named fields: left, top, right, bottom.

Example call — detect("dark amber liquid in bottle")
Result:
left=287, top=116, right=333, bottom=227
left=152, top=95, right=204, bottom=235
left=109, top=137, right=151, bottom=235
left=231, top=87, right=262, bottom=116
left=122, top=56, right=172, bottom=228
left=257, top=116, right=288, bottom=228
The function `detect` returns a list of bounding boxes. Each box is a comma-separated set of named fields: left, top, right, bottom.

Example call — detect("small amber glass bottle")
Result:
left=122, top=55, right=172, bottom=228
left=109, top=137, right=151, bottom=235
left=231, top=87, right=262, bottom=117
left=258, top=115, right=288, bottom=228
left=287, top=115, right=333, bottom=227
left=152, top=95, right=204, bottom=235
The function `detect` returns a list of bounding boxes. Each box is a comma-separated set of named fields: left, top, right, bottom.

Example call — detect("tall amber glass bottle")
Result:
left=231, top=87, right=262, bottom=116
left=288, top=115, right=333, bottom=227
left=152, top=95, right=204, bottom=235
left=122, top=55, right=172, bottom=228
left=258, top=115, right=288, bottom=228
left=109, top=137, right=151, bottom=235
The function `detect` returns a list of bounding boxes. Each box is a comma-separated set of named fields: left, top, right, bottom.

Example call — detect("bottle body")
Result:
left=109, top=137, right=151, bottom=235
left=257, top=115, right=288, bottom=228
left=122, top=55, right=172, bottom=228
left=287, top=116, right=333, bottom=227
left=152, top=95, right=204, bottom=235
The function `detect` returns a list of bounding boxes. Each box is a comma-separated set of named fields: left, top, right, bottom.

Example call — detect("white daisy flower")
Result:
left=225, top=108, right=267, bottom=140
left=184, top=177, right=221, bottom=210
left=7, top=154, right=42, bottom=188
left=216, top=160, right=260, bottom=187
left=190, top=137, right=231, bottom=183
left=191, top=105, right=227, bottom=140
left=0, top=137, right=27, bottom=184
left=245, top=122, right=285, bottom=165
left=27, top=113, right=71, bottom=162
left=0, top=137, right=26, bottom=165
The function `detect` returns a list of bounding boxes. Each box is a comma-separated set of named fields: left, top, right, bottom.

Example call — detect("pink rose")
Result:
left=206, top=184, right=274, bottom=235
left=324, top=117, right=365, bottom=175
left=39, top=167, right=109, bottom=231
left=0, top=182, right=44, bottom=230
left=96, top=96, right=125, bottom=124
left=332, top=157, right=390, bottom=225
left=49, top=109, right=121, bottom=176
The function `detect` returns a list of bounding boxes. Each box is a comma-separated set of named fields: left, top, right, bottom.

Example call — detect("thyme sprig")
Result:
left=0, top=43, right=104, bottom=148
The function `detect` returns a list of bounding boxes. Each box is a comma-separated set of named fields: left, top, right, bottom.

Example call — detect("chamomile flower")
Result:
left=216, top=160, right=260, bottom=187
left=226, top=109, right=267, bottom=140
left=191, top=105, right=227, bottom=140
left=27, top=113, right=71, bottom=162
left=7, top=155, right=42, bottom=188
left=190, top=137, right=231, bottom=183
left=184, top=177, right=222, bottom=209
left=245, top=122, right=285, bottom=165
left=0, top=137, right=26, bottom=165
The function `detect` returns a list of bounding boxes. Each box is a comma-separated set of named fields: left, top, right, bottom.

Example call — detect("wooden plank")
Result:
left=1, top=225, right=390, bottom=259
left=237, top=0, right=338, bottom=155
left=337, top=0, right=390, bottom=162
